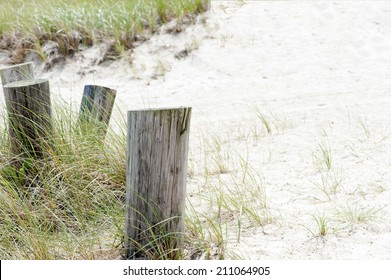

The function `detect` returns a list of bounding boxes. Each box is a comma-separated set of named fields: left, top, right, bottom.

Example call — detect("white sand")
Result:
left=1, top=1, right=391, bottom=259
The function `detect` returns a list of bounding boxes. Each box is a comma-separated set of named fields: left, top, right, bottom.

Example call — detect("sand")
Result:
left=1, top=1, right=391, bottom=259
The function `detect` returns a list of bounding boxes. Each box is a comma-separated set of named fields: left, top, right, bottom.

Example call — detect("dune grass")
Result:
left=0, top=100, right=271, bottom=260
left=0, top=99, right=127, bottom=259
left=0, top=98, right=386, bottom=259
left=0, top=0, right=209, bottom=61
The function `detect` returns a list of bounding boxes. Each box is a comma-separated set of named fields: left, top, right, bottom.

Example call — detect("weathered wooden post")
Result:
left=125, top=107, right=192, bottom=259
left=0, top=62, right=35, bottom=86
left=3, top=79, right=52, bottom=158
left=78, top=85, right=116, bottom=136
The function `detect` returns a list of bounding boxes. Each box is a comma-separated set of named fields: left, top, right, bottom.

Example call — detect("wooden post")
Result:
left=125, top=107, right=192, bottom=259
left=3, top=79, right=52, bottom=158
left=0, top=62, right=35, bottom=86
left=78, top=85, right=116, bottom=135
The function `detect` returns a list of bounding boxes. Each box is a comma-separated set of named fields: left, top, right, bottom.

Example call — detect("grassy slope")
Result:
left=0, top=0, right=209, bottom=62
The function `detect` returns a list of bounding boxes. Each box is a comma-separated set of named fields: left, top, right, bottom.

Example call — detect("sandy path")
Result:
left=1, top=1, right=391, bottom=259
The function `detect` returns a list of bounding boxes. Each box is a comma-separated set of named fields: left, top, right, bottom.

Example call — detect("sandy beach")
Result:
left=1, top=1, right=391, bottom=259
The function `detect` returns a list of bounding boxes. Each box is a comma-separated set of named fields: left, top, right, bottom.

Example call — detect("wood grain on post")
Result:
left=78, top=85, right=116, bottom=135
left=3, top=79, right=52, bottom=158
left=125, top=107, right=192, bottom=259
left=0, top=62, right=35, bottom=86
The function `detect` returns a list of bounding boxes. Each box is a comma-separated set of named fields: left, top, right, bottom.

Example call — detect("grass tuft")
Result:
left=335, top=203, right=383, bottom=228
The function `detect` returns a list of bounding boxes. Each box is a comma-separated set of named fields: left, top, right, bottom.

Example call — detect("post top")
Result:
left=127, top=107, right=192, bottom=113
left=3, top=79, right=48, bottom=88
left=84, top=84, right=116, bottom=92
